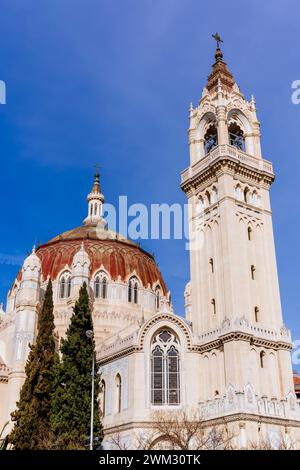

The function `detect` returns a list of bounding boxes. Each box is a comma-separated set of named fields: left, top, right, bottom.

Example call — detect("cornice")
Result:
left=97, top=328, right=291, bottom=366
left=181, top=146, right=274, bottom=194
left=102, top=413, right=300, bottom=436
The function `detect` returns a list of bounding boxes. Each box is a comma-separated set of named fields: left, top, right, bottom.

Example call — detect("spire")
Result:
left=83, top=171, right=106, bottom=227
left=206, top=33, right=235, bottom=94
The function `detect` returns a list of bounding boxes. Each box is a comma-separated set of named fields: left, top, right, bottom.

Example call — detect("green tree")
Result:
left=9, top=280, right=57, bottom=449
left=50, top=283, right=102, bottom=449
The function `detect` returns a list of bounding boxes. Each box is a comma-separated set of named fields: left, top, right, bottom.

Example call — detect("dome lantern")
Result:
left=83, top=171, right=106, bottom=227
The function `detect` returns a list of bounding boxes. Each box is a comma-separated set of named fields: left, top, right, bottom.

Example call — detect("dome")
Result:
left=35, top=223, right=167, bottom=294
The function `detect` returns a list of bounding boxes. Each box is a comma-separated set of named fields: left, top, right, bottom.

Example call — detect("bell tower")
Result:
left=181, top=36, right=300, bottom=440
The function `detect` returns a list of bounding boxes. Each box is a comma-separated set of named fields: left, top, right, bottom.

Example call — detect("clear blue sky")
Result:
left=0, top=1, right=299, bottom=363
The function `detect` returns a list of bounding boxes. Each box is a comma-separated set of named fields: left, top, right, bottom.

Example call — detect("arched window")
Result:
left=209, top=257, right=214, bottom=273
left=211, top=298, right=216, bottom=315
left=151, top=330, right=180, bottom=405
left=59, top=272, right=71, bottom=299
left=251, top=265, right=256, bottom=280
left=252, top=191, right=258, bottom=207
left=128, top=277, right=139, bottom=304
left=244, top=187, right=249, bottom=203
left=102, top=277, right=107, bottom=299
left=90, top=204, right=93, bottom=216
left=235, top=184, right=242, bottom=201
left=248, top=226, right=252, bottom=241
left=197, top=196, right=205, bottom=214
left=101, top=380, right=106, bottom=417
left=134, top=282, right=138, bottom=304
left=67, top=277, right=71, bottom=297
left=94, top=271, right=108, bottom=299
left=60, top=277, right=65, bottom=299
left=204, top=124, right=218, bottom=155
left=228, top=122, right=245, bottom=151
left=115, top=374, right=122, bottom=413
left=260, top=351, right=265, bottom=368
left=254, top=306, right=259, bottom=322
left=211, top=187, right=218, bottom=204
left=206, top=191, right=211, bottom=206
left=95, top=277, right=100, bottom=298
left=155, top=286, right=161, bottom=311
left=94, top=203, right=97, bottom=215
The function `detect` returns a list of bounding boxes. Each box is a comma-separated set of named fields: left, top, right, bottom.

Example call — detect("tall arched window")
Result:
left=251, top=265, right=256, bottom=280
left=155, top=286, right=161, bottom=311
left=128, top=277, right=139, bottom=304
left=151, top=330, right=180, bottom=406
left=254, top=306, right=259, bottom=322
left=204, top=124, right=218, bottom=155
left=60, top=277, right=65, bottom=299
left=59, top=272, right=71, bottom=299
left=95, top=276, right=100, bottom=298
left=115, top=374, right=122, bottom=413
left=100, top=380, right=106, bottom=417
left=211, top=187, right=218, bottom=204
left=228, top=122, right=245, bottom=151
left=248, top=226, right=252, bottom=241
left=205, top=191, right=211, bottom=206
left=244, top=187, right=249, bottom=203
left=94, top=271, right=108, bottom=299
left=197, top=196, right=205, bottom=214
left=260, top=351, right=265, bottom=368
left=234, top=184, right=242, bottom=201
left=252, top=191, right=258, bottom=207
left=102, top=277, right=107, bottom=299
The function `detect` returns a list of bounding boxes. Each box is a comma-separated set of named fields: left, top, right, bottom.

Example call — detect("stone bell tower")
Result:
left=181, top=36, right=300, bottom=443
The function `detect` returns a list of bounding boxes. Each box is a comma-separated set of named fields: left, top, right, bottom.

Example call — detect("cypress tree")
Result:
left=9, top=280, right=57, bottom=449
left=50, top=282, right=102, bottom=449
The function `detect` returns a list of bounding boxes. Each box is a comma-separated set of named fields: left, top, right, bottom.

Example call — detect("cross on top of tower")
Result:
left=212, top=32, right=223, bottom=49
left=211, top=32, right=224, bottom=63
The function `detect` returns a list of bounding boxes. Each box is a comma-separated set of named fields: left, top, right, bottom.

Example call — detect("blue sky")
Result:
left=0, top=0, right=299, bottom=365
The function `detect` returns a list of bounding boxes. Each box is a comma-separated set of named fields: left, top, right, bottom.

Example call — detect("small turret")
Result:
left=83, top=172, right=106, bottom=227
left=16, top=247, right=41, bottom=306
left=71, top=242, right=91, bottom=294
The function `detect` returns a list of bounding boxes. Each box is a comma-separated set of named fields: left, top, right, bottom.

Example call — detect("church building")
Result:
left=0, top=42, right=300, bottom=449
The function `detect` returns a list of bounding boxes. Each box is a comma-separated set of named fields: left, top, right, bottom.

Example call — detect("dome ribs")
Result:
left=35, top=231, right=167, bottom=294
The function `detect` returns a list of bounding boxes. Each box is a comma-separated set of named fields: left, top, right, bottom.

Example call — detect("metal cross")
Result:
left=94, top=164, right=100, bottom=175
left=212, top=32, right=223, bottom=49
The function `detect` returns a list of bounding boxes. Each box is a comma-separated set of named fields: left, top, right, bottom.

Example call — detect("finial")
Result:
left=212, top=32, right=224, bottom=62
left=212, top=32, right=223, bottom=49
left=92, top=166, right=101, bottom=194
left=250, top=94, right=256, bottom=110
left=32, top=245, right=36, bottom=254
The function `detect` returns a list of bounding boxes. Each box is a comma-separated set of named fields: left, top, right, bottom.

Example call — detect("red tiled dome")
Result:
left=36, top=224, right=167, bottom=293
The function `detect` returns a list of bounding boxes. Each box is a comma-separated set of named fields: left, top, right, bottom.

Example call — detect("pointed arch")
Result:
left=128, top=275, right=140, bottom=304
left=94, top=270, right=109, bottom=299
left=151, top=329, right=180, bottom=405
left=59, top=271, right=71, bottom=299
